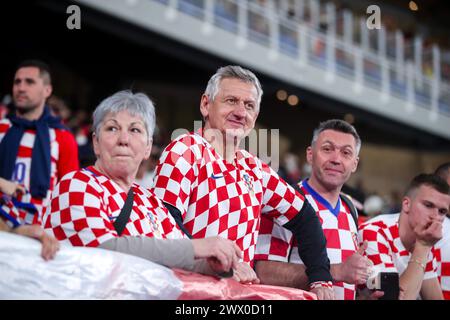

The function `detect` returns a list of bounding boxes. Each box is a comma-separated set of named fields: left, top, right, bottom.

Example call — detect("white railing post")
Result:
left=295, top=0, right=305, bottom=21
left=353, top=47, right=363, bottom=93
left=203, top=0, right=214, bottom=33
left=268, top=0, right=279, bottom=59
left=430, top=44, right=441, bottom=120
left=360, top=17, right=369, bottom=51
left=298, top=24, right=307, bottom=67
left=406, top=61, right=415, bottom=111
left=395, top=30, right=404, bottom=83
left=343, top=9, right=353, bottom=46
left=309, top=0, right=320, bottom=30
left=166, top=0, right=178, bottom=20
left=379, top=27, right=389, bottom=98
left=326, top=2, right=336, bottom=78
left=237, top=0, right=248, bottom=48
left=414, top=36, right=423, bottom=89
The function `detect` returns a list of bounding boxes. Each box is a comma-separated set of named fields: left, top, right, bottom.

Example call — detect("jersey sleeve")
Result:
left=56, top=129, right=79, bottom=180
left=424, top=247, right=439, bottom=280
left=254, top=214, right=294, bottom=262
left=260, top=161, right=305, bottom=225
left=152, top=135, right=199, bottom=217
left=359, top=223, right=398, bottom=273
left=43, top=170, right=116, bottom=247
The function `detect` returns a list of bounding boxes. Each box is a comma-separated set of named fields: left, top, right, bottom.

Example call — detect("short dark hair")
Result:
left=16, top=59, right=52, bottom=85
left=434, top=162, right=450, bottom=182
left=311, top=119, right=361, bottom=154
left=405, top=173, right=450, bottom=197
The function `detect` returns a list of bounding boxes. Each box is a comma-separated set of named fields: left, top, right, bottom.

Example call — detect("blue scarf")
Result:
left=0, top=106, right=66, bottom=198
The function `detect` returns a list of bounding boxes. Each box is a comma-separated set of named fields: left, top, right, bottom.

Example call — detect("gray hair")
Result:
left=311, top=119, right=361, bottom=155
left=92, top=90, right=155, bottom=142
left=204, top=65, right=263, bottom=109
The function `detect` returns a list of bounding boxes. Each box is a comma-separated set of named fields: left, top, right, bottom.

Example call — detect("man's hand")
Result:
left=192, top=237, right=241, bottom=273
left=310, top=286, right=335, bottom=300
left=337, top=241, right=373, bottom=285
left=232, top=261, right=260, bottom=284
left=0, top=178, right=26, bottom=197
left=13, top=225, right=59, bottom=260
left=414, top=217, right=442, bottom=247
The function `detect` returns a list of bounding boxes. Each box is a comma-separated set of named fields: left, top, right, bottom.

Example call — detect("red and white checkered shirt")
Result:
left=43, top=166, right=185, bottom=247
left=435, top=217, right=450, bottom=299
left=359, top=213, right=438, bottom=289
left=255, top=180, right=359, bottom=300
left=152, top=132, right=304, bottom=265
left=0, top=119, right=79, bottom=226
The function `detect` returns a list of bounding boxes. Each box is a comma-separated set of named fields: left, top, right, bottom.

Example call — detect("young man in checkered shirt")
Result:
left=152, top=65, right=334, bottom=299
left=254, top=119, right=373, bottom=300
left=359, top=174, right=450, bottom=299
left=434, top=162, right=450, bottom=299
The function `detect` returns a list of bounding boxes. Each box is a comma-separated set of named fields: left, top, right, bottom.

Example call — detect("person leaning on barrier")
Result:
left=152, top=65, right=333, bottom=298
left=359, top=173, right=450, bottom=300
left=254, top=119, right=373, bottom=300
left=43, top=90, right=241, bottom=275
left=0, top=177, right=59, bottom=260
left=434, top=162, right=450, bottom=299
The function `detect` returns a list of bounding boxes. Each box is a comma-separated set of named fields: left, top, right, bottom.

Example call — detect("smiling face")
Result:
left=93, top=110, right=151, bottom=182
left=200, top=78, right=259, bottom=141
left=307, top=129, right=359, bottom=191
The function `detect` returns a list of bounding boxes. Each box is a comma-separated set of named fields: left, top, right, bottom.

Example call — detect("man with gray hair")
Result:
left=255, top=119, right=373, bottom=300
left=153, top=65, right=334, bottom=298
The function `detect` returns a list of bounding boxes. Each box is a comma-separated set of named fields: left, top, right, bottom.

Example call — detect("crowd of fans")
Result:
left=0, top=60, right=449, bottom=300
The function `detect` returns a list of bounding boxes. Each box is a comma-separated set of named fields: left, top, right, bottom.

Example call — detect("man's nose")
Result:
left=234, top=101, right=246, bottom=117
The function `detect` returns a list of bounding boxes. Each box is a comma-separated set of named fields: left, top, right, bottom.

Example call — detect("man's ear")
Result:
left=351, top=156, right=359, bottom=173
left=306, top=146, right=313, bottom=165
left=44, top=84, right=53, bottom=100
left=401, top=196, right=411, bottom=214
left=200, top=94, right=210, bottom=121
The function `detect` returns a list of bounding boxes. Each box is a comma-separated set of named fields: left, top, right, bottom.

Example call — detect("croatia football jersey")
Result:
left=0, top=118, right=78, bottom=226
left=152, top=131, right=305, bottom=265
left=359, top=213, right=438, bottom=296
left=43, top=166, right=185, bottom=247
left=255, top=179, right=359, bottom=300
left=435, top=217, right=450, bottom=299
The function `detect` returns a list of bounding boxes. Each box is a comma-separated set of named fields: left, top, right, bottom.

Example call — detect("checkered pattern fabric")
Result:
left=435, top=218, right=450, bottom=299
left=0, top=119, right=78, bottom=226
left=255, top=181, right=358, bottom=300
left=152, top=132, right=304, bottom=265
left=43, top=166, right=184, bottom=247
left=359, top=213, right=438, bottom=283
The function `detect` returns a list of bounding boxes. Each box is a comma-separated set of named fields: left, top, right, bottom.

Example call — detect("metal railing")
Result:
left=151, top=0, right=450, bottom=118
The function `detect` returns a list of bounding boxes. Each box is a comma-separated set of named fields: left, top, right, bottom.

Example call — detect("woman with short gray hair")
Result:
left=43, top=90, right=241, bottom=275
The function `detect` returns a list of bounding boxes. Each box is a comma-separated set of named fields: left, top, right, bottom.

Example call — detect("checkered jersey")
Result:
left=0, top=119, right=78, bottom=226
left=43, top=166, right=184, bottom=247
left=359, top=213, right=438, bottom=283
left=255, top=180, right=358, bottom=300
left=152, top=132, right=304, bottom=265
left=435, top=217, right=450, bottom=299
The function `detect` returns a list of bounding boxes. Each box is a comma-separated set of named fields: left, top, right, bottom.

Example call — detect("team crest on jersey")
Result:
left=243, top=173, right=255, bottom=196
left=148, top=212, right=162, bottom=238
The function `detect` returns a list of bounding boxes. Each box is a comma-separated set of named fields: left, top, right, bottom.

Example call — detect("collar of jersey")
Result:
left=302, top=179, right=341, bottom=217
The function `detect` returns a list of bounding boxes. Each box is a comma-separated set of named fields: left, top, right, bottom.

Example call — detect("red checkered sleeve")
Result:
left=359, top=222, right=398, bottom=272
left=254, top=214, right=293, bottom=262
left=43, top=170, right=116, bottom=247
left=260, top=161, right=304, bottom=226
left=152, top=135, right=199, bottom=216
